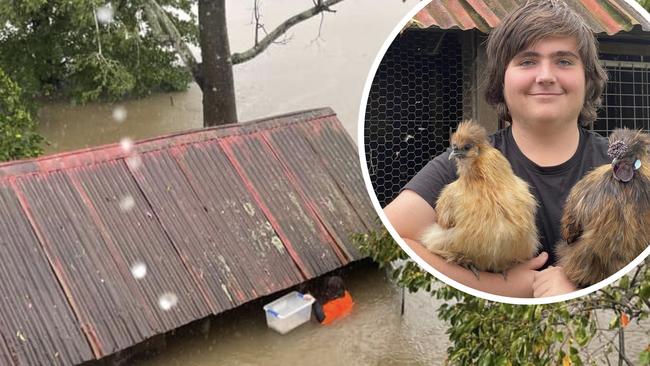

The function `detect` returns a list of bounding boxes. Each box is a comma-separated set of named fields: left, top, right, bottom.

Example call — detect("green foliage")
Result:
left=0, top=0, right=194, bottom=103
left=356, top=227, right=650, bottom=365
left=638, top=0, right=650, bottom=12
left=353, top=229, right=435, bottom=292
left=0, top=68, right=43, bottom=161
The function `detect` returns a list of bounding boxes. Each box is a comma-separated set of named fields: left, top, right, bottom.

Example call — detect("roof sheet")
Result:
left=300, top=118, right=380, bottom=231
left=412, top=0, right=650, bottom=35
left=0, top=184, right=93, bottom=366
left=0, top=108, right=373, bottom=365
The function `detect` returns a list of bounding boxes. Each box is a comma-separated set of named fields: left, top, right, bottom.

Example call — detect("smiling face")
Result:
left=503, top=37, right=586, bottom=128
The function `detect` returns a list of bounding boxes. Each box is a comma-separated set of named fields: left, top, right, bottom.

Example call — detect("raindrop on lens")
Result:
left=112, top=105, right=127, bottom=123
left=96, top=4, right=114, bottom=25
left=158, top=292, right=178, bottom=311
left=120, top=137, right=133, bottom=153
left=119, top=195, right=135, bottom=212
left=131, top=261, right=147, bottom=279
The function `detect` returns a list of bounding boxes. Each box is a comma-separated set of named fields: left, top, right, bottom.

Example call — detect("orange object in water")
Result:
left=321, top=291, right=354, bottom=325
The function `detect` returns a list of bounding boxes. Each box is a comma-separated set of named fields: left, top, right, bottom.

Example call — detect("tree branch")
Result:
left=93, top=6, right=103, bottom=57
left=231, top=0, right=344, bottom=65
left=143, top=0, right=200, bottom=77
left=253, top=0, right=261, bottom=45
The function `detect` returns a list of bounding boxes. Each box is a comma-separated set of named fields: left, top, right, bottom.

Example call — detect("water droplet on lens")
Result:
left=96, top=4, right=114, bottom=25
left=158, top=292, right=178, bottom=311
left=131, top=261, right=147, bottom=279
left=120, top=137, right=133, bottom=153
left=112, top=105, right=127, bottom=123
left=119, top=195, right=135, bottom=212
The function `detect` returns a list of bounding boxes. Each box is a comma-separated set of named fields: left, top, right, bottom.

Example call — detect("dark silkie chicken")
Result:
left=556, top=128, right=650, bottom=287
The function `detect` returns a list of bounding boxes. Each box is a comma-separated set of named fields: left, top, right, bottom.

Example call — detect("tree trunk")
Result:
left=199, top=0, right=237, bottom=127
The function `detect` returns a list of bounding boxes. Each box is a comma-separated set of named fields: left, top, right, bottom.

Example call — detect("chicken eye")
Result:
left=463, top=144, right=473, bottom=151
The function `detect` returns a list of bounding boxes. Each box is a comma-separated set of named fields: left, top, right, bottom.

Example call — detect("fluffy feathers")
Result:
left=421, top=121, right=540, bottom=273
left=556, top=128, right=650, bottom=287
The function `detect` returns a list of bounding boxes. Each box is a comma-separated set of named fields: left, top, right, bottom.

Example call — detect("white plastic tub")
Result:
left=263, top=291, right=315, bottom=334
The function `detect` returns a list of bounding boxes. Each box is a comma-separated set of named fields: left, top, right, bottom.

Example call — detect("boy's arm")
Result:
left=384, top=190, right=545, bottom=298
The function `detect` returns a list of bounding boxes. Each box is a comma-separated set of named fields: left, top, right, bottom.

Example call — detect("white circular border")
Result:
left=357, top=0, right=650, bottom=305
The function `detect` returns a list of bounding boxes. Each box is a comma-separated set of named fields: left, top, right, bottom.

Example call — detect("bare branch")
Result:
left=92, top=6, right=103, bottom=57
left=253, top=0, right=261, bottom=45
left=309, top=10, right=326, bottom=45
left=144, top=0, right=199, bottom=77
left=231, top=0, right=344, bottom=65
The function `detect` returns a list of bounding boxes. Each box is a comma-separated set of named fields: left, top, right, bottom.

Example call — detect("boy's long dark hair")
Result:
left=484, top=0, right=607, bottom=126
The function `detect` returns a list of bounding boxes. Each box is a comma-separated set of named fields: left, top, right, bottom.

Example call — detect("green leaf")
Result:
left=640, top=348, right=650, bottom=366
left=609, top=315, right=620, bottom=330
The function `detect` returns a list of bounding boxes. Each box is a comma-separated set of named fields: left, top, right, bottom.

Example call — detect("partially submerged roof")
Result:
left=0, top=108, right=376, bottom=365
left=411, top=0, right=650, bottom=35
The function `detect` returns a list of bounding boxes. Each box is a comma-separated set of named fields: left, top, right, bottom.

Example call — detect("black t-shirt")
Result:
left=403, top=126, right=609, bottom=266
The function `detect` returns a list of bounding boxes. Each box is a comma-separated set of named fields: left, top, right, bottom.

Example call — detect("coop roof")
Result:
left=0, top=107, right=376, bottom=365
left=411, top=0, right=650, bottom=35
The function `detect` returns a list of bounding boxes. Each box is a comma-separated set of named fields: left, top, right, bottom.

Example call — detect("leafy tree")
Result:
left=355, top=228, right=650, bottom=365
left=0, top=0, right=344, bottom=127
left=0, top=67, right=43, bottom=161
left=0, top=0, right=194, bottom=104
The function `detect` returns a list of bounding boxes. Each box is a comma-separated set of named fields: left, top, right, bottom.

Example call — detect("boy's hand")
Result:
left=533, top=266, right=576, bottom=297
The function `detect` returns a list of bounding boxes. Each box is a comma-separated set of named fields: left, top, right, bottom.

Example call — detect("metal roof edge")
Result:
left=0, top=107, right=338, bottom=178
left=411, top=0, right=650, bottom=36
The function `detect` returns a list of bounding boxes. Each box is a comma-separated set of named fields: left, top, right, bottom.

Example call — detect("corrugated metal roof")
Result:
left=412, top=0, right=650, bottom=35
left=15, top=172, right=157, bottom=357
left=260, top=126, right=365, bottom=259
left=219, top=134, right=345, bottom=277
left=0, top=108, right=374, bottom=365
left=300, top=118, right=380, bottom=231
left=0, top=334, right=15, bottom=366
left=68, top=161, right=212, bottom=331
left=0, top=184, right=93, bottom=366
left=176, top=142, right=304, bottom=297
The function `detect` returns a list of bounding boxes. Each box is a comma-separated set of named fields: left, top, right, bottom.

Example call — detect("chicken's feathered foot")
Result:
left=461, top=263, right=481, bottom=279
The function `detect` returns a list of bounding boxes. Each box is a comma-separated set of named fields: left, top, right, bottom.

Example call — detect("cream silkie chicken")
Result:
left=421, top=121, right=539, bottom=276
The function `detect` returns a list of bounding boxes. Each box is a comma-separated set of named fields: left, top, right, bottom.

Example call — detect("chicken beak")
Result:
left=449, top=149, right=465, bottom=160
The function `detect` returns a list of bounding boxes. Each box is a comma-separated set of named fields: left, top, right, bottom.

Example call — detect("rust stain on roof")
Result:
left=0, top=108, right=375, bottom=365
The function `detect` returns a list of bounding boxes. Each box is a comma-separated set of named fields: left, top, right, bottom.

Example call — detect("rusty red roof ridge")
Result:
left=0, top=107, right=337, bottom=179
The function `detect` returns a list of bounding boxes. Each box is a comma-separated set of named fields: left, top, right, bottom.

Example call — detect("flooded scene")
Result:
left=37, top=0, right=417, bottom=153
left=0, top=0, right=649, bottom=365
left=129, top=264, right=450, bottom=366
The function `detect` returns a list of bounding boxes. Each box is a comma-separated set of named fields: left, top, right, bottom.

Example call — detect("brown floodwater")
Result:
left=37, top=0, right=419, bottom=153
left=128, top=264, right=450, bottom=366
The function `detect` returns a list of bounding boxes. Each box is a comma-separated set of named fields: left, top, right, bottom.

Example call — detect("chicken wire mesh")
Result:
left=596, top=55, right=650, bottom=135
left=364, top=31, right=463, bottom=207
left=363, top=30, right=650, bottom=208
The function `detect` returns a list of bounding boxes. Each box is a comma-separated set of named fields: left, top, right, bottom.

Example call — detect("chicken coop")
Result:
left=364, top=0, right=650, bottom=207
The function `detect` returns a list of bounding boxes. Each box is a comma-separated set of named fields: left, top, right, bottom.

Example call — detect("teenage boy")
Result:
left=384, top=0, right=609, bottom=298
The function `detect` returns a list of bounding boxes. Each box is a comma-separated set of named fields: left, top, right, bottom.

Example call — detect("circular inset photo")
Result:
left=359, top=0, right=650, bottom=304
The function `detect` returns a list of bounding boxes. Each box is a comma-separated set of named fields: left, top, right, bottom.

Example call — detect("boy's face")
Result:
left=503, top=36, right=586, bottom=127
